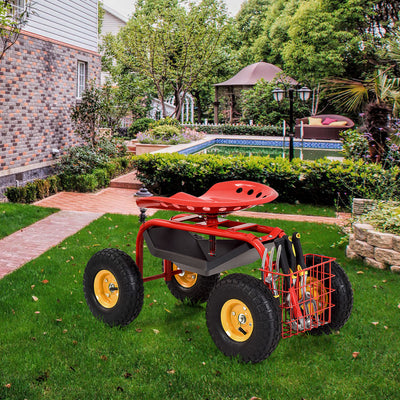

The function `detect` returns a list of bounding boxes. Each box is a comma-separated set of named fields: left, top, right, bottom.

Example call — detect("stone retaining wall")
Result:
left=346, top=223, right=400, bottom=273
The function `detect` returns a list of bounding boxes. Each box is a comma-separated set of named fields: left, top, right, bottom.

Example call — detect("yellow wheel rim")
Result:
left=173, top=263, right=198, bottom=288
left=299, top=276, right=328, bottom=317
left=220, top=299, right=254, bottom=342
left=94, top=270, right=119, bottom=308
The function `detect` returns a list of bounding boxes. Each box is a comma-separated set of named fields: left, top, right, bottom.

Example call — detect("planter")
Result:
left=135, top=143, right=170, bottom=155
left=346, top=223, right=400, bottom=273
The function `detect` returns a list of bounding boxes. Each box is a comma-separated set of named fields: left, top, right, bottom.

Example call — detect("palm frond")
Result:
left=323, top=78, right=369, bottom=112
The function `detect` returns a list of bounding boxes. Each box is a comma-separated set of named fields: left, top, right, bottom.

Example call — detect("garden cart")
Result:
left=83, top=180, right=353, bottom=363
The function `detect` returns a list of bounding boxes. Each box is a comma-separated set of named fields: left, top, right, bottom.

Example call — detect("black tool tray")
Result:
left=143, top=226, right=273, bottom=276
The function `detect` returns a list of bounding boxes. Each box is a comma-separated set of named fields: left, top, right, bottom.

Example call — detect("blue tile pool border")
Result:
left=178, top=137, right=343, bottom=155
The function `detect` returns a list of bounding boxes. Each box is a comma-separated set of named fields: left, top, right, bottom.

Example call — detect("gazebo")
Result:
left=213, top=62, right=298, bottom=124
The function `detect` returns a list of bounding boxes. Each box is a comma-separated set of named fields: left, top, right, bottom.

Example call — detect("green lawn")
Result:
left=0, top=211, right=399, bottom=399
left=0, top=203, right=58, bottom=240
left=247, top=201, right=337, bottom=217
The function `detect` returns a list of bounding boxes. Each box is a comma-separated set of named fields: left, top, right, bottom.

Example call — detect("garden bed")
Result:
left=347, top=223, right=400, bottom=273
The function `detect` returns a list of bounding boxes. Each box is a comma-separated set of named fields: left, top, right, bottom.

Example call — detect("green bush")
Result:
left=4, top=156, right=133, bottom=203
left=185, top=124, right=281, bottom=136
left=75, top=174, right=98, bottom=192
left=58, top=139, right=127, bottom=177
left=358, top=201, right=400, bottom=235
left=127, top=118, right=154, bottom=138
left=149, top=117, right=180, bottom=129
left=93, top=169, right=110, bottom=188
left=4, top=186, right=27, bottom=203
left=24, top=182, right=37, bottom=203
left=133, top=153, right=400, bottom=207
left=340, top=129, right=369, bottom=162
left=47, top=176, right=60, bottom=194
left=34, top=179, right=50, bottom=200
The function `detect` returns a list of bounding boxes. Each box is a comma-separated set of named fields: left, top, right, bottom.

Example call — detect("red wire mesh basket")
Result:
left=263, top=254, right=335, bottom=339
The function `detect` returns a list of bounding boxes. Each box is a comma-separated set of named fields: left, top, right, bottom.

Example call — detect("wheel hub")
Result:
left=173, top=264, right=198, bottom=288
left=221, top=299, right=254, bottom=342
left=94, top=270, right=119, bottom=308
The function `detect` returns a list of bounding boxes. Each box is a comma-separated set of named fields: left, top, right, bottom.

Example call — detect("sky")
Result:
left=103, top=0, right=246, bottom=18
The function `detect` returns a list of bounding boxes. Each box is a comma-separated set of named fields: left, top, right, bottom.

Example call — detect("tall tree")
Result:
left=233, top=0, right=269, bottom=66
left=246, top=0, right=400, bottom=85
left=110, top=0, right=229, bottom=119
left=0, top=0, right=31, bottom=62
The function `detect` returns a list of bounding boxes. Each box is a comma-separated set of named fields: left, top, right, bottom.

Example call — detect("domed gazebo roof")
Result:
left=215, top=62, right=298, bottom=87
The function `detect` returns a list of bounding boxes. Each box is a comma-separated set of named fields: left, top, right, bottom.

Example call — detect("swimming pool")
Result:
left=176, top=136, right=343, bottom=160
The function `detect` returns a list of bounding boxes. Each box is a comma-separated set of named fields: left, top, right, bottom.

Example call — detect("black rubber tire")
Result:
left=309, top=260, right=353, bottom=335
left=83, top=248, right=144, bottom=327
left=206, top=273, right=281, bottom=363
left=164, top=261, right=219, bottom=304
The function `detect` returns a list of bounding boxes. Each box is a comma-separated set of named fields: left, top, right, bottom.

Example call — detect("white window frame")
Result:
left=11, top=0, right=26, bottom=16
left=76, top=61, right=87, bottom=99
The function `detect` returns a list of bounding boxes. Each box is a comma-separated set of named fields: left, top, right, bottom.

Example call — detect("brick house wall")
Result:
left=0, top=31, right=101, bottom=194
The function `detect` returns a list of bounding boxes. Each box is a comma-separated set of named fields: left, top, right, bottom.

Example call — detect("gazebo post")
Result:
left=214, top=87, right=219, bottom=124
left=229, top=86, right=235, bottom=124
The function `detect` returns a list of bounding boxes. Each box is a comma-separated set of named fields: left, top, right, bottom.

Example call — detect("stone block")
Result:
left=352, top=198, right=375, bottom=216
left=348, top=234, right=356, bottom=248
left=346, top=246, right=362, bottom=260
left=390, top=266, right=400, bottom=274
left=392, top=236, right=400, bottom=252
left=367, top=231, right=394, bottom=249
left=353, top=223, right=373, bottom=241
left=352, top=240, right=374, bottom=258
left=364, top=257, right=386, bottom=270
left=374, top=248, right=400, bottom=265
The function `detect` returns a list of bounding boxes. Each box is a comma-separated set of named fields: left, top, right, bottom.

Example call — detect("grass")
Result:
left=0, top=203, right=58, bottom=240
left=247, top=201, right=337, bottom=217
left=0, top=211, right=399, bottom=399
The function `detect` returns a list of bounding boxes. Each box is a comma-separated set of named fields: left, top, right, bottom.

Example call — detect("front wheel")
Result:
left=164, top=261, right=219, bottom=304
left=83, top=248, right=144, bottom=326
left=206, top=273, right=281, bottom=363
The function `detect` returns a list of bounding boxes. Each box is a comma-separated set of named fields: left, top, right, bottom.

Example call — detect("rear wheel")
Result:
left=164, top=261, right=219, bottom=304
left=83, top=248, right=144, bottom=326
left=206, top=273, right=281, bottom=363
left=309, top=260, right=353, bottom=335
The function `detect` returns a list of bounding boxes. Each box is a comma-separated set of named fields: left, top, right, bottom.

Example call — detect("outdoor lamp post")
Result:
left=272, top=86, right=311, bottom=161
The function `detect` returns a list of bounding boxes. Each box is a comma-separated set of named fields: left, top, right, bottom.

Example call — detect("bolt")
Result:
left=238, top=314, right=246, bottom=324
left=104, top=279, right=108, bottom=283
left=232, top=312, right=236, bottom=316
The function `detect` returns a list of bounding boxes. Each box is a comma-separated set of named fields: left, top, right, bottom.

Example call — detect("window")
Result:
left=11, top=0, right=26, bottom=17
left=76, top=61, right=87, bottom=99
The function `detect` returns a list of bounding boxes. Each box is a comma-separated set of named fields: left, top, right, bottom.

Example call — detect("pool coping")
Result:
left=150, top=134, right=343, bottom=155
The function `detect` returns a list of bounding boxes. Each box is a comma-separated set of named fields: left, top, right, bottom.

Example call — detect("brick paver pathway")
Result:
left=34, top=187, right=156, bottom=216
left=0, top=210, right=101, bottom=278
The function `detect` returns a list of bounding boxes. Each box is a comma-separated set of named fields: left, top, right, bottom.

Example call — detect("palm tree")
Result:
left=325, top=69, right=400, bottom=163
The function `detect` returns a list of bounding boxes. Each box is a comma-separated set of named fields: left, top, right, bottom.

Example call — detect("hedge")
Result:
left=132, top=153, right=400, bottom=207
left=184, top=124, right=281, bottom=137
left=5, top=157, right=134, bottom=203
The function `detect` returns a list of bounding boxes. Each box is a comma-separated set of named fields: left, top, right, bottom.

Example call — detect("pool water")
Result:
left=198, top=144, right=344, bottom=160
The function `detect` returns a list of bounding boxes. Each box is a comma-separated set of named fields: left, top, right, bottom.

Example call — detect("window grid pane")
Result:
left=77, top=61, right=87, bottom=99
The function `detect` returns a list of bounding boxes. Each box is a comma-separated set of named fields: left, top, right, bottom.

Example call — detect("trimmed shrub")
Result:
left=47, top=176, right=60, bottom=194
left=133, top=153, right=400, bottom=207
left=185, top=124, right=281, bottom=137
left=149, top=117, right=180, bottom=129
left=34, top=179, right=50, bottom=200
left=127, top=118, right=154, bottom=138
left=4, top=186, right=27, bottom=203
left=93, top=169, right=110, bottom=188
left=24, top=182, right=37, bottom=203
left=75, top=174, right=98, bottom=192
